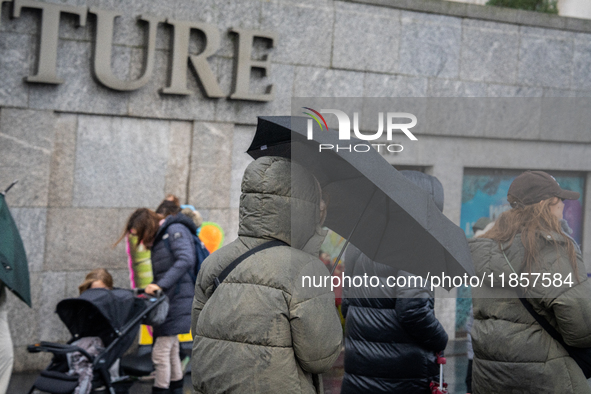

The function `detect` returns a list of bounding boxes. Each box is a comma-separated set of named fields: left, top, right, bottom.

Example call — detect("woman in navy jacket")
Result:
left=122, top=208, right=196, bottom=394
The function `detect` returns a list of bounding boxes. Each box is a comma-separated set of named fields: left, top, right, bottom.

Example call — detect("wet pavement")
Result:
left=9, top=340, right=469, bottom=394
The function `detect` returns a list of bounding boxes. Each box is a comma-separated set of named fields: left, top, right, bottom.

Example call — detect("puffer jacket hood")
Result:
left=470, top=233, right=591, bottom=394
left=153, top=212, right=198, bottom=245
left=238, top=156, right=321, bottom=250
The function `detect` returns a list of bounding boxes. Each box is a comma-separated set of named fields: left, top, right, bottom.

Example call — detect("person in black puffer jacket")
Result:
left=121, top=208, right=197, bottom=394
left=341, top=171, right=449, bottom=394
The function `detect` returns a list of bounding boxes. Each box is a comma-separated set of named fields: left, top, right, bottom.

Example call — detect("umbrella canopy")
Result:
left=247, top=116, right=474, bottom=281
left=0, top=193, right=31, bottom=307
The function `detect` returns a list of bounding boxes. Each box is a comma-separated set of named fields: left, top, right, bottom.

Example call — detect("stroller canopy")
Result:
left=56, top=288, right=144, bottom=347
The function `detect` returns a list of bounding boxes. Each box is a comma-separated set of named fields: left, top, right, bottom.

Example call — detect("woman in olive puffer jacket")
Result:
left=470, top=171, right=591, bottom=394
left=191, top=157, right=342, bottom=394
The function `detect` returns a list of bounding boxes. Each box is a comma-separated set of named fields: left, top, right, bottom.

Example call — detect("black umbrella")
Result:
left=247, top=116, right=474, bottom=283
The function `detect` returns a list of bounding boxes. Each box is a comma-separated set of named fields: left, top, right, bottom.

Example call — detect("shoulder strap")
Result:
left=518, top=297, right=567, bottom=346
left=500, top=249, right=569, bottom=347
left=213, top=240, right=287, bottom=291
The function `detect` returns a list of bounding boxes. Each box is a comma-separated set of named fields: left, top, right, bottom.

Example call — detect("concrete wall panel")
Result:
left=460, top=19, right=520, bottom=84
left=0, top=108, right=55, bottom=207
left=399, top=11, right=462, bottom=78
left=71, top=115, right=170, bottom=208
left=518, top=27, right=575, bottom=89
left=189, top=122, right=233, bottom=209
left=44, top=208, right=131, bottom=272
left=333, top=2, right=401, bottom=73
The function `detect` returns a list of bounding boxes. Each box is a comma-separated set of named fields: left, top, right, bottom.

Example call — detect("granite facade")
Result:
left=1, top=0, right=591, bottom=372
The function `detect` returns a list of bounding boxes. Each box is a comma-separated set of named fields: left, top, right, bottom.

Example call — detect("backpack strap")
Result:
left=213, top=240, right=287, bottom=292
left=163, top=229, right=208, bottom=284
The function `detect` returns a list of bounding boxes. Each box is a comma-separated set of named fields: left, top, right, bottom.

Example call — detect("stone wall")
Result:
left=1, top=0, right=591, bottom=371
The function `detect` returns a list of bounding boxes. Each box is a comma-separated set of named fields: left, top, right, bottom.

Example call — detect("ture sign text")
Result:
left=3, top=0, right=277, bottom=101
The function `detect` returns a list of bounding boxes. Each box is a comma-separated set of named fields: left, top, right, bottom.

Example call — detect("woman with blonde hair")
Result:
left=470, top=171, right=591, bottom=393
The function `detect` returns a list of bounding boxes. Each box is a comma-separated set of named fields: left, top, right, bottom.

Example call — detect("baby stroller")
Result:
left=27, top=288, right=168, bottom=394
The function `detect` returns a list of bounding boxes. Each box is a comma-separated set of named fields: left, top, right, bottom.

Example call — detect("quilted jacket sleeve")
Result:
left=155, top=223, right=195, bottom=291
left=531, top=245, right=591, bottom=348
left=289, top=258, right=343, bottom=374
left=191, top=273, right=208, bottom=337
left=395, top=270, right=448, bottom=352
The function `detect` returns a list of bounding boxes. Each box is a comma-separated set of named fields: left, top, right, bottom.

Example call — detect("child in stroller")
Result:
left=27, top=274, right=167, bottom=394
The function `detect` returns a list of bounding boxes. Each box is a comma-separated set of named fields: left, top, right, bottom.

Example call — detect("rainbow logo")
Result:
left=302, top=107, right=328, bottom=131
